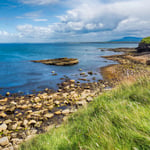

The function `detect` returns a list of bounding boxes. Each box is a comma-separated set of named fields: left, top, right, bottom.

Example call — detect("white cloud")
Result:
left=0, top=30, right=22, bottom=43
left=54, top=0, right=150, bottom=38
left=34, top=19, right=48, bottom=22
left=21, top=0, right=59, bottom=5
left=17, top=24, right=53, bottom=40
left=4, top=0, right=150, bottom=42
left=0, top=31, right=9, bottom=36
left=24, top=11, right=41, bottom=19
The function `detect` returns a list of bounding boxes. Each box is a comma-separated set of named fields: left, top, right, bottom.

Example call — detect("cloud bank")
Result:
left=1, top=0, right=150, bottom=42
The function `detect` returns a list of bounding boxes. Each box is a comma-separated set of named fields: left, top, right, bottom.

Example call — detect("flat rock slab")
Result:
left=32, top=57, right=79, bottom=66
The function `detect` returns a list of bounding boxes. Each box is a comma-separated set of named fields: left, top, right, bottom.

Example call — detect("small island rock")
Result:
left=32, top=57, right=79, bottom=66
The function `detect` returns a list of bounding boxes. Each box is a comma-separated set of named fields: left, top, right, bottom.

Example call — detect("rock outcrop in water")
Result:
left=31, top=58, right=79, bottom=66
left=137, top=37, right=150, bottom=52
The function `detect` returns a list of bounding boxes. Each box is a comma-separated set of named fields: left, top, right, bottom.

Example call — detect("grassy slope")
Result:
left=141, top=37, right=150, bottom=44
left=20, top=78, right=150, bottom=150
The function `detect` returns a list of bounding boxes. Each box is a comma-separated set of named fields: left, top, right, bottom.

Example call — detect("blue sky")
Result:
left=0, top=0, right=150, bottom=43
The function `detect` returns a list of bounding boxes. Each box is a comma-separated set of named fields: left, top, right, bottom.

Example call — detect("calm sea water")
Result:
left=0, top=43, right=138, bottom=95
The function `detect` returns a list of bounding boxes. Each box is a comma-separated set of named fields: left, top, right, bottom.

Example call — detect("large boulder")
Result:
left=137, top=37, right=150, bottom=52
left=32, top=57, right=79, bottom=66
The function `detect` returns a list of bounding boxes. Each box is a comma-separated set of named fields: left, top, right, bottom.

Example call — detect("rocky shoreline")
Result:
left=1, top=47, right=150, bottom=150
left=0, top=75, right=110, bottom=150
left=101, top=47, right=150, bottom=84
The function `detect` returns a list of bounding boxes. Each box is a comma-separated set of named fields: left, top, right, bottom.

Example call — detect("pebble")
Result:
left=62, top=109, right=70, bottom=115
left=28, top=120, right=36, bottom=125
left=22, top=120, right=28, bottom=127
left=0, top=112, right=7, bottom=118
left=0, top=75, right=107, bottom=149
left=4, top=120, right=12, bottom=125
left=80, top=72, right=86, bottom=75
left=88, top=71, right=93, bottom=75
left=54, top=101, right=60, bottom=105
left=54, top=111, right=61, bottom=115
left=6, top=92, right=10, bottom=96
left=0, top=123, right=7, bottom=132
left=44, top=113, right=54, bottom=119
left=86, top=97, right=93, bottom=102
left=0, top=137, right=9, bottom=146
left=70, top=80, right=75, bottom=83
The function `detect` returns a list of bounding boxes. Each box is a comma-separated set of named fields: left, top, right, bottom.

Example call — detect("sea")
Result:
left=0, top=43, right=138, bottom=95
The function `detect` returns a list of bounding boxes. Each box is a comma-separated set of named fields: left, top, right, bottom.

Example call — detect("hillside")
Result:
left=110, top=37, right=142, bottom=42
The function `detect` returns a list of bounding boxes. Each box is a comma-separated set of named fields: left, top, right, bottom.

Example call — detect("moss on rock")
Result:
left=141, top=37, right=150, bottom=44
left=137, top=37, right=150, bottom=52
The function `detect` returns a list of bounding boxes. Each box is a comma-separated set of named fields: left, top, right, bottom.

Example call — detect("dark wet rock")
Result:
left=32, top=57, right=79, bottom=66
left=88, top=71, right=93, bottom=75
left=80, top=72, right=86, bottom=75
left=146, top=60, right=150, bottom=65
left=137, top=40, right=150, bottom=52
left=92, top=77, right=96, bottom=80
left=79, top=78, right=87, bottom=81
left=52, top=73, right=57, bottom=76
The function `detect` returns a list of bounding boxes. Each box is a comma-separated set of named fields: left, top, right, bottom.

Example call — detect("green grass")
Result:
left=20, top=78, right=150, bottom=150
left=141, top=37, right=150, bottom=44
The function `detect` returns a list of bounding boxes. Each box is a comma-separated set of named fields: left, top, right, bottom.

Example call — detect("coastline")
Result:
left=100, top=47, right=150, bottom=85
left=1, top=46, right=150, bottom=149
left=0, top=70, right=109, bottom=149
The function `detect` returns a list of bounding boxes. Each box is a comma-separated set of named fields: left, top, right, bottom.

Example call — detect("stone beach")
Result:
left=0, top=73, right=110, bottom=150
left=1, top=47, right=150, bottom=149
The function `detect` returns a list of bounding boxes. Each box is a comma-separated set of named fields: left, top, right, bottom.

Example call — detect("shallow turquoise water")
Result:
left=0, top=43, right=138, bottom=95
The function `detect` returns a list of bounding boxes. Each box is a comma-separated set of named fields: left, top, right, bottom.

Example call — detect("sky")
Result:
left=0, top=0, right=150, bottom=43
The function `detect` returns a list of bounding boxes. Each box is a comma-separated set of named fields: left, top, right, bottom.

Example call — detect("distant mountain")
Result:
left=110, top=37, right=142, bottom=42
